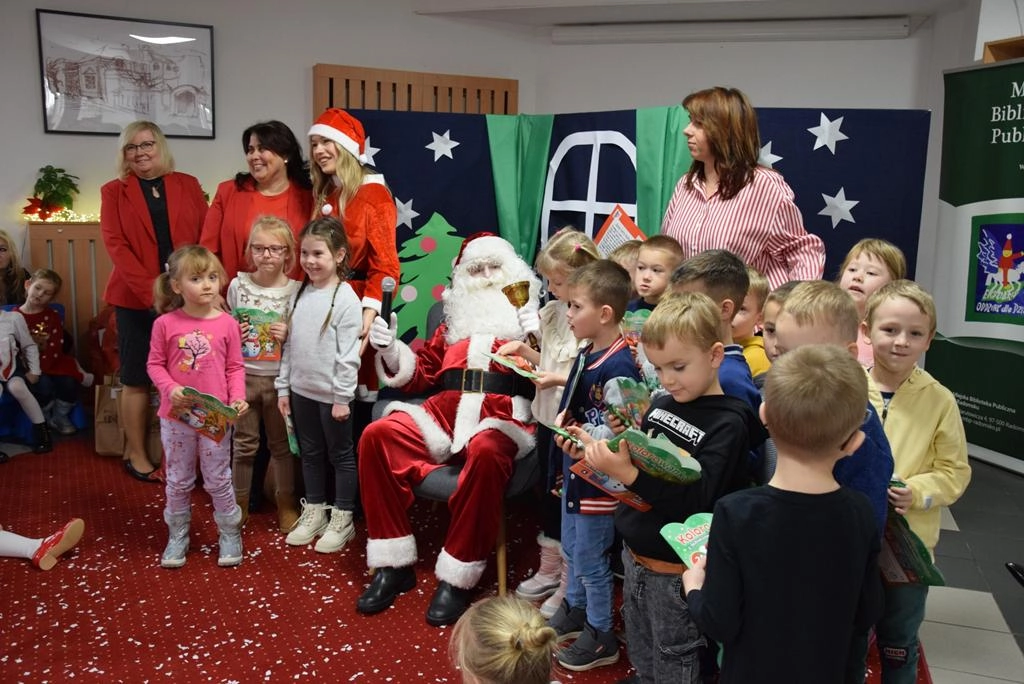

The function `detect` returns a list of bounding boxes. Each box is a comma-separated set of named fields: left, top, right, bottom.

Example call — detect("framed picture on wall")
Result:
left=36, top=10, right=215, bottom=138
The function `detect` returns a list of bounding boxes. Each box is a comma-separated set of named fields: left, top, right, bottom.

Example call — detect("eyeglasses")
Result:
left=123, top=140, right=157, bottom=155
left=250, top=245, right=287, bottom=256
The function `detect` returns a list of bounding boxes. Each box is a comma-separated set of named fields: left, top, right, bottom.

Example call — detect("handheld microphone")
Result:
left=380, top=277, right=396, bottom=323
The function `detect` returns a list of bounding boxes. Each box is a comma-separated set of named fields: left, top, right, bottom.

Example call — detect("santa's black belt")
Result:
left=440, top=368, right=535, bottom=399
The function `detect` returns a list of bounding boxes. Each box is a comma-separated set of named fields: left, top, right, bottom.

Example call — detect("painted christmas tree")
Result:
left=394, top=212, right=464, bottom=343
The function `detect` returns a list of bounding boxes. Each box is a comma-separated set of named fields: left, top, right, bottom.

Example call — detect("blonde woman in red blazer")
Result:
left=100, top=120, right=207, bottom=483
left=200, top=121, right=313, bottom=283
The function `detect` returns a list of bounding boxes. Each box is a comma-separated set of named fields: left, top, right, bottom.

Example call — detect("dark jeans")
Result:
left=29, top=373, right=78, bottom=404
left=290, top=392, right=357, bottom=510
left=622, top=546, right=703, bottom=683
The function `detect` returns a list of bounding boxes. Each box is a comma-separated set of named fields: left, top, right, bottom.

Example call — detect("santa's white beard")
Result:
left=443, top=272, right=525, bottom=344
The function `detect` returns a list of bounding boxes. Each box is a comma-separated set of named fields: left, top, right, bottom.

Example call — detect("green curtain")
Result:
left=486, top=113, right=555, bottom=264
left=635, top=105, right=691, bottom=236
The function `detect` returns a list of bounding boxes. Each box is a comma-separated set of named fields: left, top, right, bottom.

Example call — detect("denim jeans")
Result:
left=561, top=511, right=615, bottom=631
left=877, top=584, right=928, bottom=684
left=622, top=546, right=703, bottom=683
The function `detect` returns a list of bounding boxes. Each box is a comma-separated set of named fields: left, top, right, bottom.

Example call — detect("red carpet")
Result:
left=0, top=436, right=930, bottom=683
left=0, top=436, right=632, bottom=682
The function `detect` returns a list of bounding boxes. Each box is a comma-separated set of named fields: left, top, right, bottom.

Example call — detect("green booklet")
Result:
left=234, top=308, right=283, bottom=362
left=567, top=428, right=702, bottom=511
left=660, top=513, right=714, bottom=568
left=175, top=387, right=239, bottom=444
left=485, top=351, right=539, bottom=379
left=607, top=428, right=702, bottom=485
left=285, top=413, right=300, bottom=456
left=603, top=377, right=651, bottom=429
left=620, top=309, right=650, bottom=350
left=879, top=509, right=946, bottom=587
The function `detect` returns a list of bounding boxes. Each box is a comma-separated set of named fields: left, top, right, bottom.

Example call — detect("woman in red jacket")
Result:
left=200, top=121, right=312, bottom=283
left=308, top=108, right=399, bottom=422
left=100, top=121, right=207, bottom=483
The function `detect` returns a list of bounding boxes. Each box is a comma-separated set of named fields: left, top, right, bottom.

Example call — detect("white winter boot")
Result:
left=285, top=499, right=328, bottom=546
left=515, top=533, right=563, bottom=600
left=540, top=558, right=569, bottom=618
left=314, top=507, right=355, bottom=553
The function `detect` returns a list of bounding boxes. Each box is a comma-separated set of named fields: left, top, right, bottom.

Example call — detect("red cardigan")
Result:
left=101, top=173, right=208, bottom=310
left=200, top=178, right=313, bottom=283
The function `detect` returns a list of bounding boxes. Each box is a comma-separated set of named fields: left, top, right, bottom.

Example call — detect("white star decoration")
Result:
left=396, top=197, right=420, bottom=230
left=426, top=130, right=460, bottom=161
left=807, top=113, right=849, bottom=154
left=759, top=141, right=782, bottom=168
left=819, top=187, right=859, bottom=228
left=363, top=136, right=380, bottom=166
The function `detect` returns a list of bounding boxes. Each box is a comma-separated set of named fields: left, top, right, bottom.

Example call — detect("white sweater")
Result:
left=275, top=281, right=361, bottom=406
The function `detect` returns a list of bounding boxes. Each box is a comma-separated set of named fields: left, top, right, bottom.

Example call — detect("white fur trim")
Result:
left=537, top=533, right=561, bottom=550
left=436, top=548, right=487, bottom=589
left=362, top=295, right=382, bottom=313
left=473, top=417, right=536, bottom=460
left=449, top=335, right=494, bottom=454
left=383, top=401, right=453, bottom=462
left=362, top=173, right=385, bottom=186
left=376, top=341, right=416, bottom=388
left=308, top=123, right=361, bottom=162
left=511, top=395, right=532, bottom=424
left=366, top=534, right=417, bottom=569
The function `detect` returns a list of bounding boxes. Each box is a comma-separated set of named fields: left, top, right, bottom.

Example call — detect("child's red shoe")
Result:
left=31, top=518, right=85, bottom=570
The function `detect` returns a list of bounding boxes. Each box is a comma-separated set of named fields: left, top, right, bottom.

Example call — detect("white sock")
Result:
left=0, top=530, right=42, bottom=560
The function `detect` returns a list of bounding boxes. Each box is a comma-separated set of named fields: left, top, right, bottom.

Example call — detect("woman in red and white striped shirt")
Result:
left=661, top=87, right=825, bottom=290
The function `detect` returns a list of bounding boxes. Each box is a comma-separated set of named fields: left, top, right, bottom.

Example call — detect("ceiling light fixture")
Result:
left=551, top=16, right=914, bottom=45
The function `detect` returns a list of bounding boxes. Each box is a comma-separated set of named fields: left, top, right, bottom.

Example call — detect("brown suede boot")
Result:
left=235, top=493, right=250, bottom=528
left=276, top=493, right=299, bottom=533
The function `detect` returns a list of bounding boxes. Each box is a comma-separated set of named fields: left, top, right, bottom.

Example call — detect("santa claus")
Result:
left=358, top=233, right=542, bottom=626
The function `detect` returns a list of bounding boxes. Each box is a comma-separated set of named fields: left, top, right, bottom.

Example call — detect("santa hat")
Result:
left=1005, top=233, right=1014, bottom=254
left=308, top=108, right=367, bottom=164
left=454, top=232, right=517, bottom=267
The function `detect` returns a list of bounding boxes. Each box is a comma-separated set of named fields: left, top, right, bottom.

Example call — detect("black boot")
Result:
left=426, top=580, right=474, bottom=627
left=356, top=566, right=416, bottom=614
left=33, top=422, right=53, bottom=454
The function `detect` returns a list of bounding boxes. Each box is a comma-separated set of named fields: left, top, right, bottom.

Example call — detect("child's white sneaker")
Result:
left=314, top=507, right=354, bottom=553
left=285, top=500, right=328, bottom=546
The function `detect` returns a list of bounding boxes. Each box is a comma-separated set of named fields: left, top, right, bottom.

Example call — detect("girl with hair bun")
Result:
left=450, top=596, right=559, bottom=684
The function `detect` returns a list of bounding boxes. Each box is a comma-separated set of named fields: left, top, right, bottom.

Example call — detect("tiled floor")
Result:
left=925, top=458, right=1024, bottom=683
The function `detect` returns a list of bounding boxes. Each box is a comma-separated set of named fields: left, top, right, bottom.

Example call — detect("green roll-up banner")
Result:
left=932, top=59, right=1024, bottom=472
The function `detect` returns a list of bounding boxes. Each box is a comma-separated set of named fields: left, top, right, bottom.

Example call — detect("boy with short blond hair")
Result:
left=548, top=259, right=639, bottom=672
left=732, top=266, right=770, bottom=383
left=629, top=235, right=684, bottom=312
left=773, top=280, right=894, bottom=532
left=684, top=345, right=883, bottom=684
left=863, top=280, right=970, bottom=682
left=774, top=279, right=895, bottom=684
left=581, top=291, right=765, bottom=682
left=670, top=249, right=760, bottom=410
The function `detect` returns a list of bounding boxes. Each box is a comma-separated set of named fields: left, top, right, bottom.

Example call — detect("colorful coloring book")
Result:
left=603, top=376, right=652, bottom=429
left=568, top=428, right=702, bottom=511
left=234, top=308, right=283, bottom=362
left=175, top=387, right=239, bottom=444
left=879, top=511, right=946, bottom=586
left=660, top=513, right=714, bottom=568
left=485, top=351, right=539, bottom=379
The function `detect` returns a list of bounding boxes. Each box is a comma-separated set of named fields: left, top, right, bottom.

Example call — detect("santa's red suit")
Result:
left=359, top=236, right=540, bottom=592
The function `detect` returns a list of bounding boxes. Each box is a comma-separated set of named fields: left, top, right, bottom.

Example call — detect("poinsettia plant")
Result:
left=23, top=165, right=80, bottom=220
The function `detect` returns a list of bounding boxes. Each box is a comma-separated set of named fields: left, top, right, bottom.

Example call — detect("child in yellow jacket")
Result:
left=863, top=280, right=971, bottom=683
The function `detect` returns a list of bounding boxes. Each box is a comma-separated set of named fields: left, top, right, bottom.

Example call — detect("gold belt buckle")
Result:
left=462, top=368, right=484, bottom=393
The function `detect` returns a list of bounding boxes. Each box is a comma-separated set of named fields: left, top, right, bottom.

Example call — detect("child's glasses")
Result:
left=251, top=245, right=287, bottom=256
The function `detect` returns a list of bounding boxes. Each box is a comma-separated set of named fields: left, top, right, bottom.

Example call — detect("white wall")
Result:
left=0, top=0, right=542, bottom=253
left=0, top=0, right=989, bottom=286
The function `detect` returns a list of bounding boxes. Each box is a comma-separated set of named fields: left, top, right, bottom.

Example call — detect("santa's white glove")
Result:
left=369, top=313, right=400, bottom=367
left=518, top=299, right=541, bottom=338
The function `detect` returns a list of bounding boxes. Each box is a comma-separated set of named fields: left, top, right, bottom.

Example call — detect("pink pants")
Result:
left=358, top=411, right=515, bottom=564
left=161, top=418, right=234, bottom=515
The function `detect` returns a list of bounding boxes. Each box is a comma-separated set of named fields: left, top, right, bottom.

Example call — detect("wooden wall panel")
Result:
left=27, top=222, right=111, bottom=354
left=313, top=64, right=517, bottom=115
